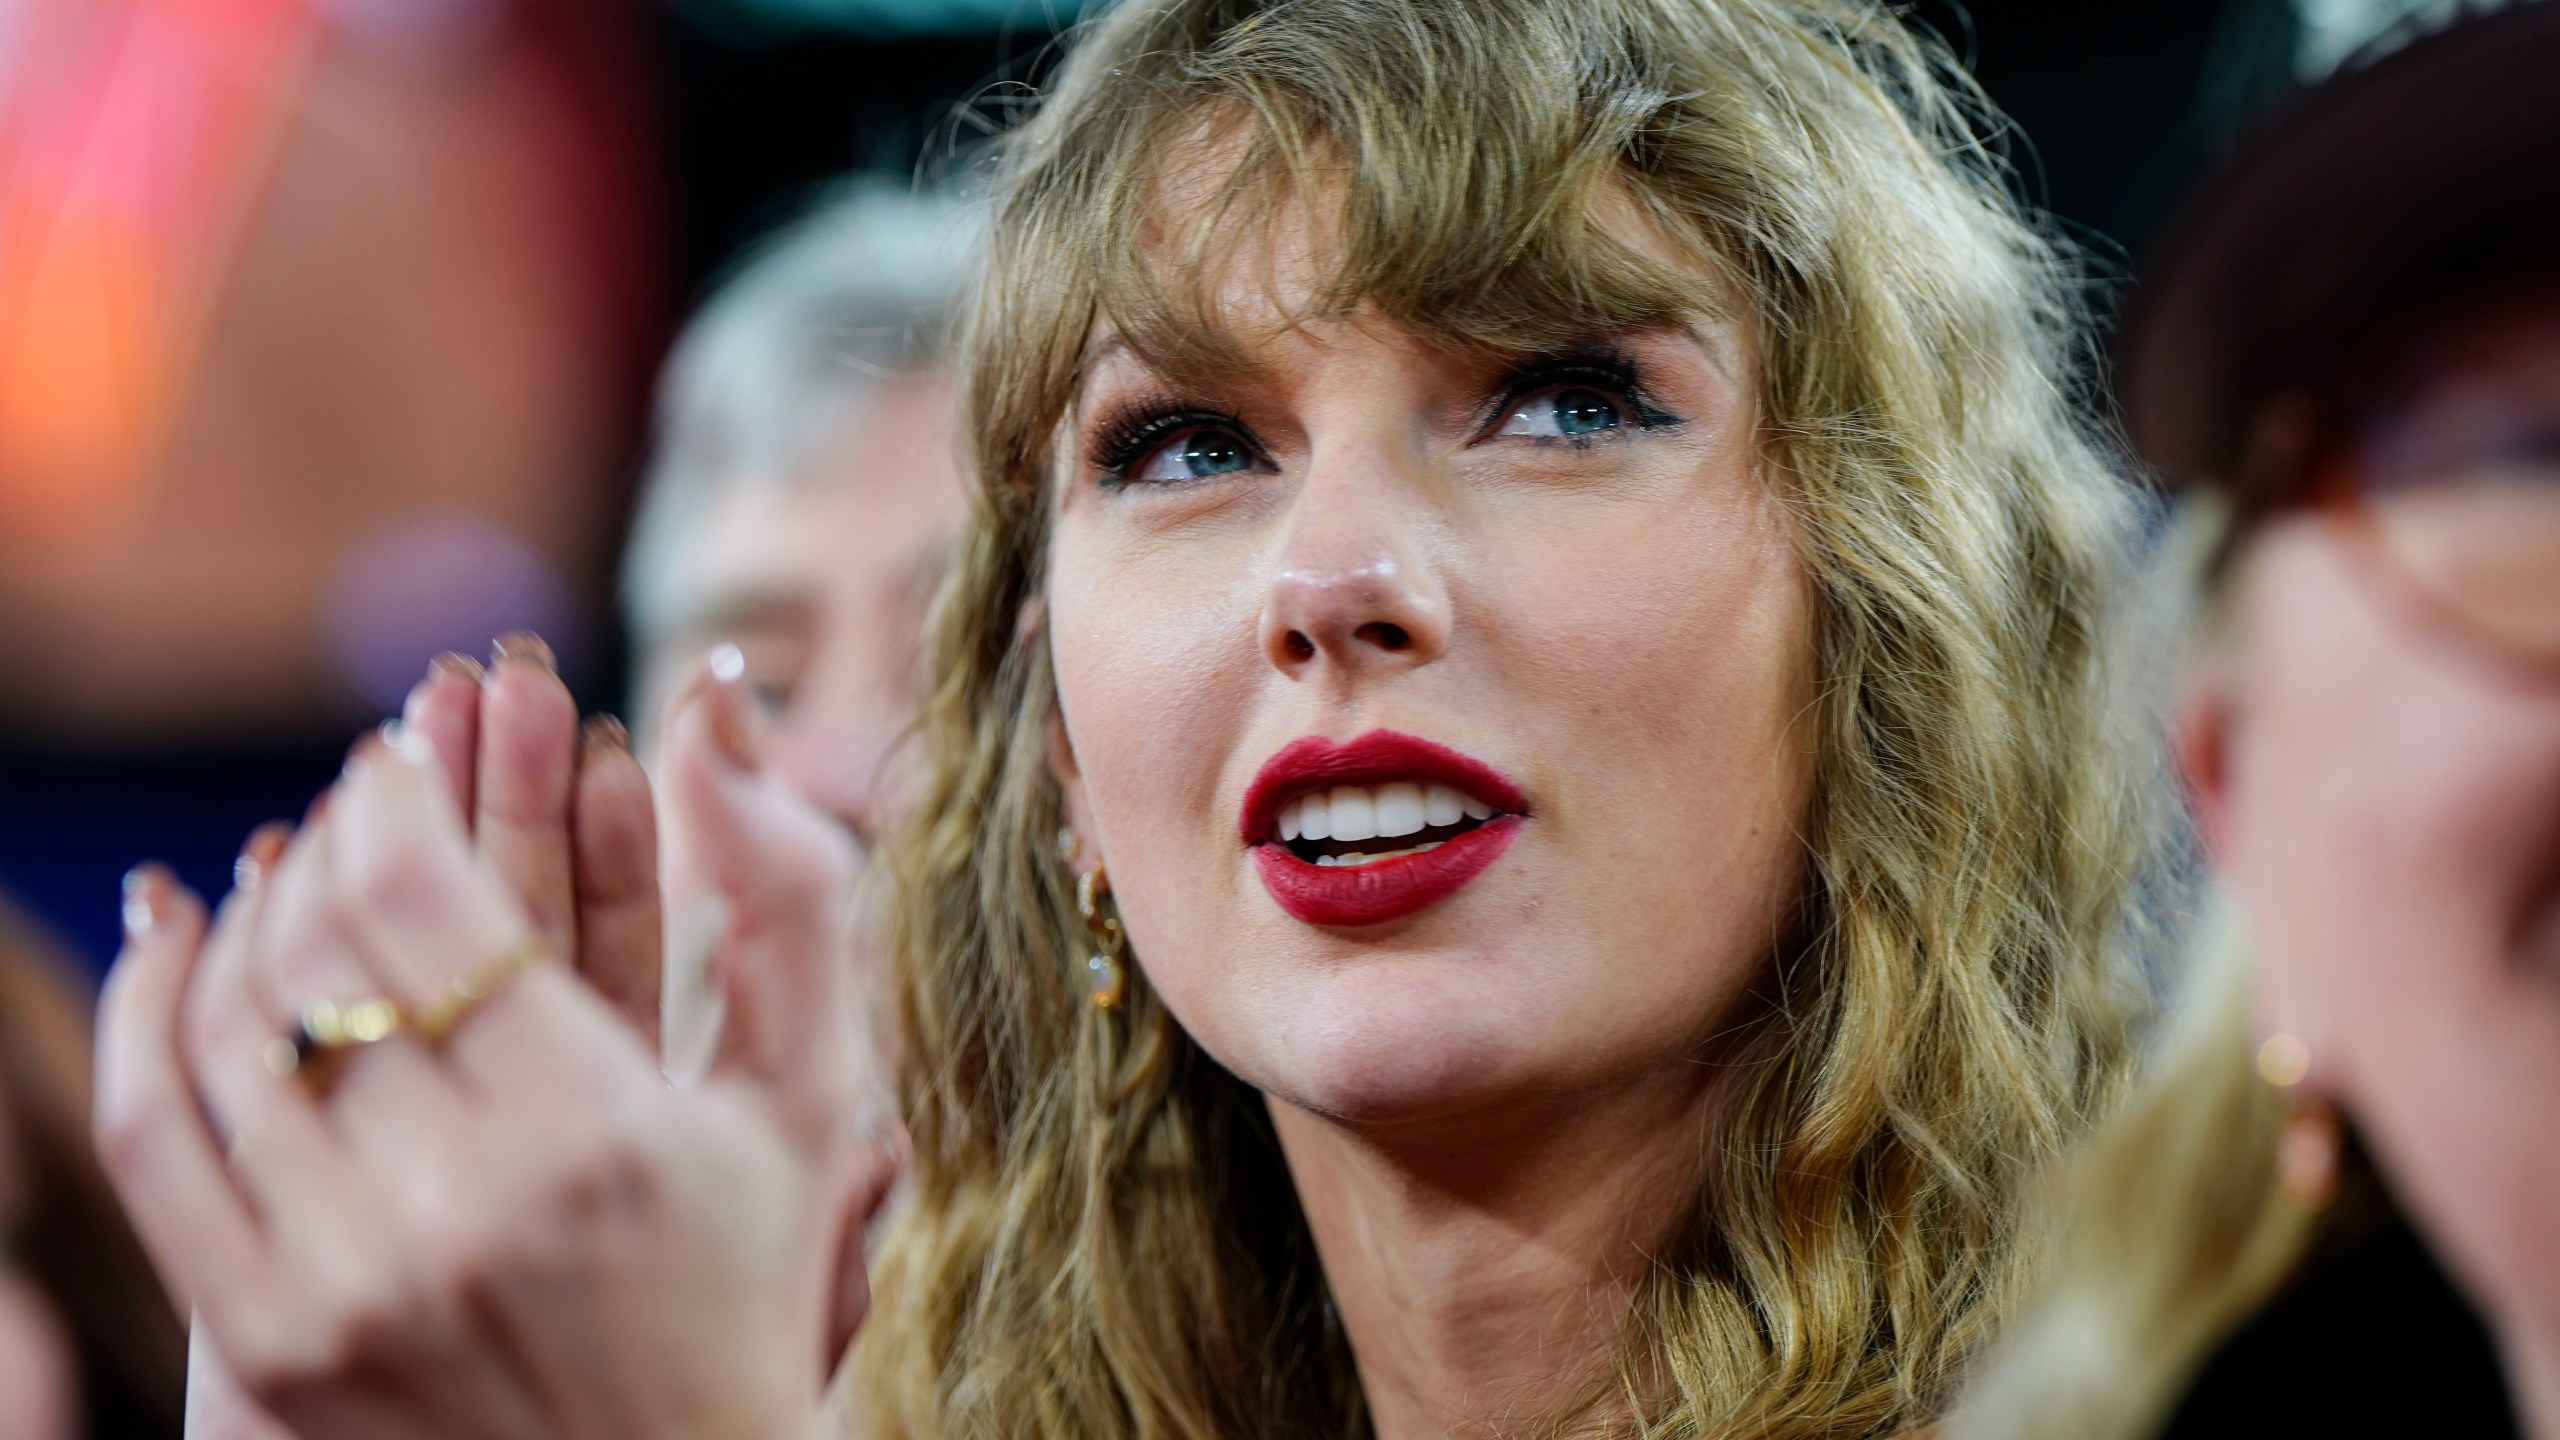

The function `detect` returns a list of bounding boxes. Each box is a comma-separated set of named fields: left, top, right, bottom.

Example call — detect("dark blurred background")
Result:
left=0, top=0, right=2251, bottom=973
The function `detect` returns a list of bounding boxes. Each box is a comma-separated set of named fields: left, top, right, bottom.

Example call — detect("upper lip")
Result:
left=1238, top=729, right=1530, bottom=846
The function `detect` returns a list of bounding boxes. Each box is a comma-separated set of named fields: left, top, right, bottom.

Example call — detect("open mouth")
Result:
left=1271, top=781, right=1504, bottom=866
left=1240, top=730, right=1530, bottom=928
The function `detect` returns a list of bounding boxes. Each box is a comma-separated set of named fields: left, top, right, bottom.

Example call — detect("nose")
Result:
left=1258, top=446, right=1451, bottom=681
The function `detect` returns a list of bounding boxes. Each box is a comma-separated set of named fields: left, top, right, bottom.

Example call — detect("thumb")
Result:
left=822, top=1124, right=909, bottom=1371
left=658, top=649, right=863, bottom=1109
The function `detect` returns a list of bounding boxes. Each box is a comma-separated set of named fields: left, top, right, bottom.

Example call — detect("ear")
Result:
left=1045, top=701, right=1102, bottom=863
left=2176, top=670, right=2242, bottom=866
left=1025, top=596, right=1101, bottom=860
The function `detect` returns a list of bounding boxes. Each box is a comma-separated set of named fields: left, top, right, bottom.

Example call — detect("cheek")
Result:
left=2231, top=533, right=2560, bottom=1056
left=1475, top=483, right=1816, bottom=1001
left=1046, top=526, right=1263, bottom=890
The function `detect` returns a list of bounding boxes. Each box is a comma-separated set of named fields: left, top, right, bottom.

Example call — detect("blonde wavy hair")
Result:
left=857, top=1, right=2167, bottom=1435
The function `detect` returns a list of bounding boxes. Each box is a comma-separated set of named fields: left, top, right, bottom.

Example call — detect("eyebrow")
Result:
left=661, top=588, right=820, bottom=648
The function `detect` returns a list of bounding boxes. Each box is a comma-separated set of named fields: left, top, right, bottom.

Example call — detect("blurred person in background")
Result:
left=1952, top=3, right=2560, bottom=1437
left=0, top=901, right=182, bottom=1439
left=618, top=179, right=973, bottom=1070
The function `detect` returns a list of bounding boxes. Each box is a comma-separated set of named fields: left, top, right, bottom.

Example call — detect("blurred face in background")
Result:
left=637, top=371, right=969, bottom=854
left=2191, top=281, right=2560, bottom=1377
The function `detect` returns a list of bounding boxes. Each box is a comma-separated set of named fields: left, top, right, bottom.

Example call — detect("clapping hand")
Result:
left=97, top=641, right=901, bottom=1440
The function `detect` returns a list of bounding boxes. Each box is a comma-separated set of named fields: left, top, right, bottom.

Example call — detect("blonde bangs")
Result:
left=978, top=0, right=1771, bottom=473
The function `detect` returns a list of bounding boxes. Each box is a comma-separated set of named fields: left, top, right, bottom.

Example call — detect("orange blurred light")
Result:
left=0, top=0, right=314, bottom=545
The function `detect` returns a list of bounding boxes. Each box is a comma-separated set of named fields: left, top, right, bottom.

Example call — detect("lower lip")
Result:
left=1250, top=816, right=1523, bottom=928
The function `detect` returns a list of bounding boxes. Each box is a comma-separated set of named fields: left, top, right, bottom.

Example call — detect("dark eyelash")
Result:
left=1485, top=343, right=1682, bottom=431
left=1086, top=397, right=1255, bottom=481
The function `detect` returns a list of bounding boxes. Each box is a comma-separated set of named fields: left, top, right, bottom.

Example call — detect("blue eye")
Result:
left=1498, top=384, right=1631, bottom=440
left=1127, top=425, right=1263, bottom=483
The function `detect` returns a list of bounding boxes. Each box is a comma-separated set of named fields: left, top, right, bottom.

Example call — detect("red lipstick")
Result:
left=1242, top=730, right=1528, bottom=928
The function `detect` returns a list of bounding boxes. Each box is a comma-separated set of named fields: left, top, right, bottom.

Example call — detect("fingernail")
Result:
left=121, top=865, right=168, bottom=941
left=703, top=646, right=766, bottom=770
left=235, top=823, right=290, bottom=893
left=580, top=713, right=632, bottom=760
left=429, top=651, right=485, bottom=685
left=379, top=717, right=434, bottom=767
left=492, top=632, right=557, bottom=674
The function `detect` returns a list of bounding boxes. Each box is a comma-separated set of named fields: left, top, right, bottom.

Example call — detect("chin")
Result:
left=1212, top=948, right=1566, bottom=1126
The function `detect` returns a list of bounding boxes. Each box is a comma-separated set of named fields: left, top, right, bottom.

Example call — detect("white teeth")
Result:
left=1298, top=792, right=1331, bottom=841
left=1424, top=784, right=1464, bottom=828
left=1374, top=782, right=1424, bottom=839
left=1277, top=782, right=1502, bottom=847
left=1328, top=785, right=1377, bottom=842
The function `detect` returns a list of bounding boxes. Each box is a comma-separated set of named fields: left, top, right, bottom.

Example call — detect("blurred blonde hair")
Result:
left=1944, top=504, right=2319, bottom=1440
left=1943, top=901, right=2313, bottom=1440
left=857, top=1, right=2169, bottom=1435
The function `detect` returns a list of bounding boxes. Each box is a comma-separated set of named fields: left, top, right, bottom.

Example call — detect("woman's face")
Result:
left=1044, top=200, right=1816, bottom=1128
left=2199, top=291, right=2560, bottom=1343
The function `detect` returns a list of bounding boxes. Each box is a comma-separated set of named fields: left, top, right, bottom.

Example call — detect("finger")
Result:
left=660, top=654, right=861, bottom=1103
left=188, top=819, right=365, bottom=1232
left=245, top=768, right=480, bottom=1174
left=401, top=653, right=484, bottom=824
left=332, top=730, right=648, bottom=1100
left=823, top=1123, right=908, bottom=1368
left=475, top=632, right=579, bottom=959
left=93, top=866, right=270, bottom=1319
left=572, top=715, right=663, bottom=1044
left=187, top=1328, right=296, bottom=1440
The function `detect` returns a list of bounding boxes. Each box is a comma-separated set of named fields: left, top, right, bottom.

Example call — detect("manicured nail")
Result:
left=121, top=865, right=168, bottom=941
left=492, top=632, right=556, bottom=674
left=377, top=717, right=435, bottom=767
left=430, top=651, right=485, bottom=685
left=703, top=645, right=766, bottom=769
left=580, top=713, right=632, bottom=760
left=235, top=823, right=291, bottom=893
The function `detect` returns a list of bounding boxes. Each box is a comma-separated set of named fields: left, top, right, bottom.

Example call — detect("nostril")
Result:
left=1284, top=630, right=1317, bottom=662
left=1356, top=621, right=1411, bottom=652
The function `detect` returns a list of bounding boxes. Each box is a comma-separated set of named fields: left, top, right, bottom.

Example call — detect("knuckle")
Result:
left=314, top=1276, right=421, bottom=1384
left=91, top=1094, right=158, bottom=1179
left=343, top=839, right=436, bottom=917
left=544, top=1121, right=661, bottom=1223
left=408, top=1201, right=501, bottom=1312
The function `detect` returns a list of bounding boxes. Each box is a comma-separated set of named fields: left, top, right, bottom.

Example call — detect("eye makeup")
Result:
left=1085, top=394, right=1263, bottom=490
left=1476, top=341, right=1686, bottom=441
left=1076, top=335, right=1692, bottom=490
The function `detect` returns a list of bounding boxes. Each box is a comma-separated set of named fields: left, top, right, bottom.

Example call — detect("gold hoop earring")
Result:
left=1077, top=861, right=1126, bottom=1011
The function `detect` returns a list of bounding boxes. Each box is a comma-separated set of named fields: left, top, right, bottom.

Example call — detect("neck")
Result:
left=2500, top=1315, right=2560, bottom=1440
left=1268, top=1070, right=1719, bottom=1440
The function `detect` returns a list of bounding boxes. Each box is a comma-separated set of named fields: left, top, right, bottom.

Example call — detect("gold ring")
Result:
left=264, top=996, right=407, bottom=1093
left=413, top=940, right=552, bottom=1044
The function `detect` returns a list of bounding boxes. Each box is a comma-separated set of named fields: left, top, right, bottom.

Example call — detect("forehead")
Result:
left=665, top=375, right=968, bottom=622
left=1085, top=109, right=1738, bottom=385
